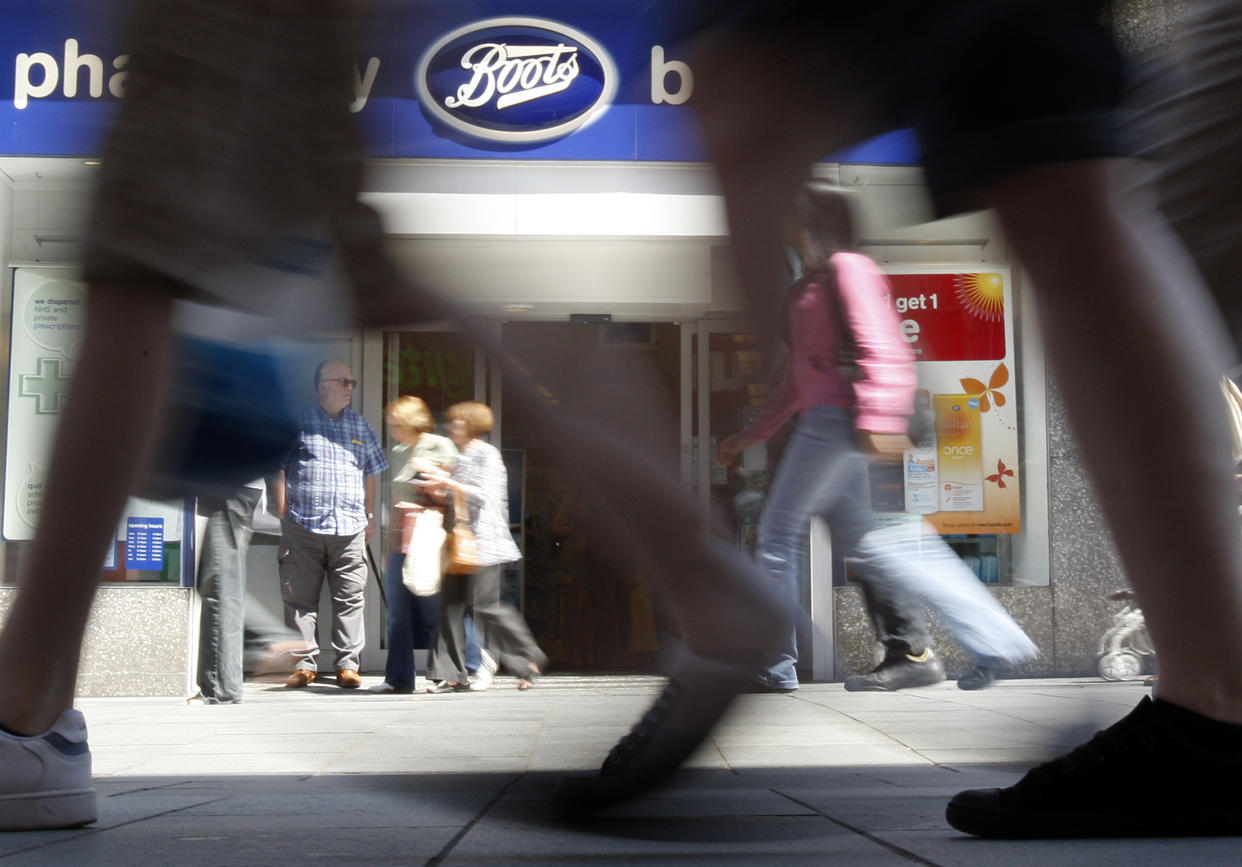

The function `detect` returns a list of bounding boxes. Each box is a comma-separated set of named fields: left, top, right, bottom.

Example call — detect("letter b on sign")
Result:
left=651, top=46, right=692, bottom=105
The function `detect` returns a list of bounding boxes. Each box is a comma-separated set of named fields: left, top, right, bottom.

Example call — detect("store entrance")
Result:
left=500, top=321, right=682, bottom=673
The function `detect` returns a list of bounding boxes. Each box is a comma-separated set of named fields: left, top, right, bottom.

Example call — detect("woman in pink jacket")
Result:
left=718, top=181, right=1035, bottom=693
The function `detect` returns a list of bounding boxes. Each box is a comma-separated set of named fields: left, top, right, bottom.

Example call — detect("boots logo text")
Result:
left=416, top=18, right=617, bottom=144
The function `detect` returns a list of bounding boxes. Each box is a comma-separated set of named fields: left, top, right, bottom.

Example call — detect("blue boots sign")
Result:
left=416, top=17, right=617, bottom=145
left=1, top=0, right=917, bottom=164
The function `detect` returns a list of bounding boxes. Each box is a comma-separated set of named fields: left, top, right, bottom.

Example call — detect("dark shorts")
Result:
left=698, top=0, right=1130, bottom=216
left=82, top=0, right=367, bottom=309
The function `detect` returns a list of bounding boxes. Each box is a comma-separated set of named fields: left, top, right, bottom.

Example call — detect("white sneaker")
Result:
left=0, top=709, right=97, bottom=830
left=470, top=650, right=498, bottom=692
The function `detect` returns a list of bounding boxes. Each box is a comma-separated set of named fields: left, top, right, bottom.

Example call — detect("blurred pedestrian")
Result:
left=555, top=1, right=1242, bottom=833
left=420, top=402, right=546, bottom=692
left=717, top=181, right=1036, bottom=695
left=946, top=0, right=1242, bottom=837
left=194, top=479, right=306, bottom=704
left=0, top=1, right=781, bottom=831
left=369, top=396, right=457, bottom=695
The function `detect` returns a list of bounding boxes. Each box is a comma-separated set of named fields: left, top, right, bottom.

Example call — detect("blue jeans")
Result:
left=855, top=524, right=1036, bottom=668
left=755, top=405, right=930, bottom=690
left=383, top=553, right=482, bottom=688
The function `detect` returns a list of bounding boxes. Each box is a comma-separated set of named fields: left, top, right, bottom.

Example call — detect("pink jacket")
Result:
left=742, top=252, right=916, bottom=441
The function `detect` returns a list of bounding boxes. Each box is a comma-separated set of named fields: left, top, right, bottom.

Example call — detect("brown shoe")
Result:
left=285, top=669, right=317, bottom=688
left=336, top=669, right=362, bottom=689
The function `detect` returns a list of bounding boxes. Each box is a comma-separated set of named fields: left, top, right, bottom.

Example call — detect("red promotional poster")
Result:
left=883, top=268, right=1021, bottom=535
left=887, top=273, right=1006, bottom=362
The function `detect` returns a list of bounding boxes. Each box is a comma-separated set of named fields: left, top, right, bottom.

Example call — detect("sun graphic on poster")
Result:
left=955, top=273, right=1005, bottom=321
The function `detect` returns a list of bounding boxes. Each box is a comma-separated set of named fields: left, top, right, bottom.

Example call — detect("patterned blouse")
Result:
left=453, top=439, right=521, bottom=567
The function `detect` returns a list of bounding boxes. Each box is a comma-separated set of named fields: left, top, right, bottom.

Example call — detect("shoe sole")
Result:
left=844, top=677, right=945, bottom=692
left=551, top=662, right=750, bottom=819
left=0, top=789, right=97, bottom=831
left=552, top=720, right=725, bottom=818
left=957, top=678, right=996, bottom=691
left=844, top=671, right=946, bottom=692
left=946, top=798, right=1242, bottom=838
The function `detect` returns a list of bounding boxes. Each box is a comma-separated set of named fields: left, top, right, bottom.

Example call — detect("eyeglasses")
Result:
left=320, top=377, right=357, bottom=388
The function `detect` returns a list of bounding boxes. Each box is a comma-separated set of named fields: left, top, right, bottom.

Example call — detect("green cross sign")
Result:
left=19, top=357, right=70, bottom=415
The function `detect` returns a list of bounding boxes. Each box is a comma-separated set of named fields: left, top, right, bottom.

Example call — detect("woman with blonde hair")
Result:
left=418, top=401, right=546, bottom=691
left=368, top=395, right=457, bottom=694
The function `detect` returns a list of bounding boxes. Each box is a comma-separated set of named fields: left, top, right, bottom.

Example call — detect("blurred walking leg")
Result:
left=946, top=158, right=1242, bottom=838
left=685, top=2, right=1242, bottom=838
left=197, top=487, right=263, bottom=704
left=0, top=281, right=172, bottom=829
left=993, top=162, right=1242, bottom=718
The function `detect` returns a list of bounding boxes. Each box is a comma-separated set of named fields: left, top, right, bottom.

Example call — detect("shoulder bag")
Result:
left=445, top=486, right=480, bottom=575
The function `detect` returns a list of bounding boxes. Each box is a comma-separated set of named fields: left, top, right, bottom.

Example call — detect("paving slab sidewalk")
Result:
left=6, top=676, right=1229, bottom=866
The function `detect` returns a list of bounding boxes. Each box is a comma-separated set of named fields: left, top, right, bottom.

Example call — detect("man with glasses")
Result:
left=272, top=360, right=386, bottom=689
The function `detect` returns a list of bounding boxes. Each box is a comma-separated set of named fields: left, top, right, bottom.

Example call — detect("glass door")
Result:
left=500, top=320, right=681, bottom=672
left=371, top=326, right=487, bottom=669
left=689, top=320, right=773, bottom=548
left=689, top=318, right=834, bottom=680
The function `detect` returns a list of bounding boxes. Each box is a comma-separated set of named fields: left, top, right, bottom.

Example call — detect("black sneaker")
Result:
left=946, top=696, right=1242, bottom=837
left=957, top=665, right=998, bottom=691
left=843, top=649, right=945, bottom=692
left=551, top=655, right=750, bottom=818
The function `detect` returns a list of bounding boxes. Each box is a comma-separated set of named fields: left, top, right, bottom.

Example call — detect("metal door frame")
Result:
left=685, top=318, right=834, bottom=681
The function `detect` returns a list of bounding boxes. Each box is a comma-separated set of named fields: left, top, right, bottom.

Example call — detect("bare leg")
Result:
left=694, top=32, right=873, bottom=348
left=697, top=23, right=1242, bottom=723
left=0, top=282, right=173, bottom=734
left=990, top=160, right=1242, bottom=723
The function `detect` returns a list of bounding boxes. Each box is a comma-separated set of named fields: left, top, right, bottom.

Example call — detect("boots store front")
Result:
left=0, top=1, right=1127, bottom=696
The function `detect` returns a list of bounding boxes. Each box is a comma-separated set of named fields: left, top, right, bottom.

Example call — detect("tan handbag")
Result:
left=445, top=487, right=480, bottom=575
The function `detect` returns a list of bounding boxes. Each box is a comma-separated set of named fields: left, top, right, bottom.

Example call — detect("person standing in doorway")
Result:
left=274, top=360, right=386, bottom=689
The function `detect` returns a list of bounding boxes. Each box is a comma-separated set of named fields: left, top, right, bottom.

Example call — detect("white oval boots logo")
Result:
left=416, top=17, right=617, bottom=144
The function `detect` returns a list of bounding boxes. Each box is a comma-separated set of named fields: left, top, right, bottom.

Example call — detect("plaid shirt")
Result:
left=284, top=403, right=387, bottom=536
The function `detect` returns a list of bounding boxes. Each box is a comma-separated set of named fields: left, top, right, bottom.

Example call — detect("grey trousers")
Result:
left=196, top=488, right=261, bottom=703
left=278, top=516, right=367, bottom=672
left=197, top=488, right=297, bottom=703
left=429, top=564, right=547, bottom=683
